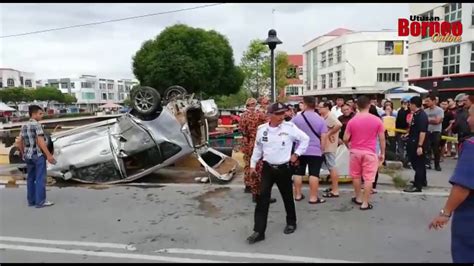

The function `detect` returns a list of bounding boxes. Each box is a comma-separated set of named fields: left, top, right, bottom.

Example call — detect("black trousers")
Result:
left=372, top=171, right=379, bottom=189
left=254, top=161, right=296, bottom=234
left=407, top=142, right=427, bottom=189
left=425, top=131, right=441, bottom=167
left=395, top=132, right=407, bottom=162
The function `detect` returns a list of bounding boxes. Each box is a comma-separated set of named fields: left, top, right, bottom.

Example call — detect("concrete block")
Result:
left=385, top=161, right=403, bottom=170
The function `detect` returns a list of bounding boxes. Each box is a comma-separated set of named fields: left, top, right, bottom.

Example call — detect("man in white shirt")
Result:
left=247, top=102, right=310, bottom=244
left=331, top=96, right=344, bottom=118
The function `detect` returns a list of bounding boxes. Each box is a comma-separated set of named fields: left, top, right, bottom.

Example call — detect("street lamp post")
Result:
left=263, top=29, right=282, bottom=103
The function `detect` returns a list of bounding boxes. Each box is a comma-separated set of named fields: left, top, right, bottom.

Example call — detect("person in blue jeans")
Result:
left=18, top=105, right=56, bottom=208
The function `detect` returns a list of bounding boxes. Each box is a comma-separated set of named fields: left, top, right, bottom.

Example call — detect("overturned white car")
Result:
left=12, top=85, right=239, bottom=184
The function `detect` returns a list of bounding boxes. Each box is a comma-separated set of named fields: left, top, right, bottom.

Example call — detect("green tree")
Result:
left=30, top=87, right=65, bottom=110
left=0, top=87, right=31, bottom=108
left=62, top=93, right=77, bottom=105
left=31, top=87, right=65, bottom=102
left=132, top=24, right=244, bottom=96
left=240, top=40, right=289, bottom=101
left=240, top=39, right=270, bottom=98
left=275, top=51, right=289, bottom=102
left=214, top=87, right=251, bottom=109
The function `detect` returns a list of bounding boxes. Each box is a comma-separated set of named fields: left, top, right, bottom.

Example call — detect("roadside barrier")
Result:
left=385, top=128, right=458, bottom=143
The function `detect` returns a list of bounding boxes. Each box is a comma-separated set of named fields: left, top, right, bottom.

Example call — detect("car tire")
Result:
left=131, top=86, right=162, bottom=116
left=164, top=85, right=187, bottom=101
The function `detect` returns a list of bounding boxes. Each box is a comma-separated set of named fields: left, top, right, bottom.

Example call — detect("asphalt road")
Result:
left=0, top=182, right=452, bottom=263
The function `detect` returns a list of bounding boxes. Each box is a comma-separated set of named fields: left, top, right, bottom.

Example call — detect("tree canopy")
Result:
left=0, top=87, right=77, bottom=107
left=132, top=24, right=244, bottom=96
left=214, top=87, right=251, bottom=109
left=240, top=39, right=289, bottom=101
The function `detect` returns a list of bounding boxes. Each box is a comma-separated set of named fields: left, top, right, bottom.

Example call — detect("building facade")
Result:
left=284, top=54, right=305, bottom=103
left=302, top=28, right=409, bottom=98
left=0, top=68, right=36, bottom=89
left=407, top=3, right=474, bottom=98
left=42, top=75, right=139, bottom=110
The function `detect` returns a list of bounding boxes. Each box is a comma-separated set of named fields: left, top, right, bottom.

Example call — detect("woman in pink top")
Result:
left=343, top=96, right=386, bottom=210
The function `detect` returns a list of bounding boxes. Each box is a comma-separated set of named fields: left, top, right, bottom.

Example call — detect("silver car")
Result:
left=13, top=86, right=239, bottom=184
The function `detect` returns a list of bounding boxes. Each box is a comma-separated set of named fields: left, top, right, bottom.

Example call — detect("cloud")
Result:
left=0, top=3, right=409, bottom=80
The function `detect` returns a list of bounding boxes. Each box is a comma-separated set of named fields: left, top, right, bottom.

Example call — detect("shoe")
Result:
left=283, top=225, right=297, bottom=234
left=435, top=165, right=442, bottom=172
left=247, top=232, right=265, bottom=244
left=244, top=186, right=251, bottom=193
left=410, top=180, right=427, bottom=187
left=36, top=201, right=54, bottom=208
left=403, top=186, right=422, bottom=193
left=426, top=164, right=432, bottom=170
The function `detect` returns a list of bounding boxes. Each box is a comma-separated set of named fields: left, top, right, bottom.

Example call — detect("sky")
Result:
left=0, top=3, right=409, bottom=80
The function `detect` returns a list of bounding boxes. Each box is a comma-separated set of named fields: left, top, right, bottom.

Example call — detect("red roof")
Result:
left=288, top=55, right=303, bottom=67
left=324, top=28, right=353, bottom=36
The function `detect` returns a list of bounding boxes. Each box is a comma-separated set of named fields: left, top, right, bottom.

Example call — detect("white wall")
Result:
left=0, top=69, right=36, bottom=89
left=408, top=3, right=474, bottom=79
left=303, top=31, right=408, bottom=96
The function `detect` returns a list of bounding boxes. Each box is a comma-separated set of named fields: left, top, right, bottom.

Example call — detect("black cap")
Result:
left=267, top=102, right=288, bottom=114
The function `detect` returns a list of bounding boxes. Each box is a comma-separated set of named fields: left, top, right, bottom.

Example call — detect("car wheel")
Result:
left=131, top=86, right=162, bottom=116
left=164, top=85, right=187, bottom=101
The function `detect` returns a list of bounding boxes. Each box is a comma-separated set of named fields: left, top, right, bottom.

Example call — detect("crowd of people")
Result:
left=239, top=93, right=474, bottom=263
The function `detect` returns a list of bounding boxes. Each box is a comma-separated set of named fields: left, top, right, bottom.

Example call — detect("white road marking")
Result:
left=156, top=248, right=358, bottom=263
left=0, top=236, right=136, bottom=251
left=123, top=182, right=450, bottom=196
left=0, top=243, right=231, bottom=263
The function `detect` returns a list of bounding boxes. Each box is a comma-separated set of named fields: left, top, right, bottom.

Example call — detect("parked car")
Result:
left=10, top=85, right=239, bottom=184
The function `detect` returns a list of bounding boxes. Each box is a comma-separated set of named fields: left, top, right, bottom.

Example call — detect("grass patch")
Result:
left=379, top=166, right=408, bottom=188
left=392, top=173, right=408, bottom=188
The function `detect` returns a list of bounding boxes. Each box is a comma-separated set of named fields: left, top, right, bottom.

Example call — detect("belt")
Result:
left=264, top=161, right=289, bottom=169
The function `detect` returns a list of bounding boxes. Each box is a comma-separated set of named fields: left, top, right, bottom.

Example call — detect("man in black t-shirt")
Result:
left=395, top=97, right=410, bottom=166
left=440, top=100, right=454, bottom=159
left=404, top=96, right=429, bottom=193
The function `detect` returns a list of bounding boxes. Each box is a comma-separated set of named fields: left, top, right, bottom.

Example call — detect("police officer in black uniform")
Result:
left=246, top=102, right=310, bottom=244
left=404, top=96, right=429, bottom=193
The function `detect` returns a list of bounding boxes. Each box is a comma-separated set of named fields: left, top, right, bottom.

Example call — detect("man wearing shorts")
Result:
left=344, top=96, right=386, bottom=210
left=318, top=101, right=342, bottom=198
left=292, top=96, right=328, bottom=204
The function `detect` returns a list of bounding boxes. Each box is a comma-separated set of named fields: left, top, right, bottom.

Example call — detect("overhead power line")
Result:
left=0, top=3, right=226, bottom=39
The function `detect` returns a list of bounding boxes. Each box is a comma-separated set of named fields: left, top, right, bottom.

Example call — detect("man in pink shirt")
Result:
left=343, top=96, right=386, bottom=210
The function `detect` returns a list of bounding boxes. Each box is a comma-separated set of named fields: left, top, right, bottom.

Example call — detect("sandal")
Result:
left=360, top=203, right=373, bottom=210
left=351, top=197, right=363, bottom=205
left=322, top=191, right=340, bottom=198
left=371, top=189, right=377, bottom=194
left=295, top=194, right=305, bottom=201
left=309, top=198, right=326, bottom=204
left=323, top=188, right=332, bottom=193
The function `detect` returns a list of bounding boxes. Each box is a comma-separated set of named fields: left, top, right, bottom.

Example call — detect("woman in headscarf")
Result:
left=429, top=104, right=474, bottom=263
